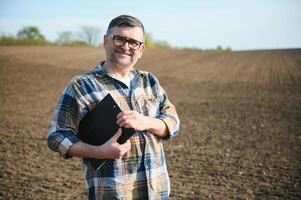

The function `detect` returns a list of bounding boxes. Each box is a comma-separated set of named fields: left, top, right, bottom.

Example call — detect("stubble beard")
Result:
left=111, top=51, right=137, bottom=69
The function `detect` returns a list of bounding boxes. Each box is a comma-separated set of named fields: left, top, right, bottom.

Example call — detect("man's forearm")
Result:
left=67, top=141, right=104, bottom=159
left=146, top=117, right=169, bottom=138
left=67, top=129, right=132, bottom=160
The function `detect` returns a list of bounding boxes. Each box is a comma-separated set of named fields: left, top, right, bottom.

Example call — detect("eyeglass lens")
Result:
left=113, top=35, right=142, bottom=50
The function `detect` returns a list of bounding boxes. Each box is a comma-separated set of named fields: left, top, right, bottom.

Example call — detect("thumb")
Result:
left=110, top=128, right=122, bottom=142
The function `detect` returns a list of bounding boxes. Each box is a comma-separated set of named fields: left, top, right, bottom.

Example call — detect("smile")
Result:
left=116, top=51, right=132, bottom=57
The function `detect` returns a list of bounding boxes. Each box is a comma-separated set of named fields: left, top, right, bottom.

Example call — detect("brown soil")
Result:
left=0, top=46, right=300, bottom=199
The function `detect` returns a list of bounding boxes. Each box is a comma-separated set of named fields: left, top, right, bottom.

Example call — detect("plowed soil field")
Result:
left=0, top=46, right=300, bottom=199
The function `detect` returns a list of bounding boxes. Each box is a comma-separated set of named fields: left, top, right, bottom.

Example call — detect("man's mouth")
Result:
left=115, top=49, right=132, bottom=56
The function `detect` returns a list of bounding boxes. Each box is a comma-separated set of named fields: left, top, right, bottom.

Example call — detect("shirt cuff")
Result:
left=60, top=134, right=81, bottom=159
left=157, top=116, right=179, bottom=140
left=48, top=131, right=81, bottom=159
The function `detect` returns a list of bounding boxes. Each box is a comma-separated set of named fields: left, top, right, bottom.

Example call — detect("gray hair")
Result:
left=106, top=15, right=145, bottom=37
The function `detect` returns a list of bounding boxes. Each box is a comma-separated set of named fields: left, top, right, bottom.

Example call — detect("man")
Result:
left=48, top=15, right=180, bottom=199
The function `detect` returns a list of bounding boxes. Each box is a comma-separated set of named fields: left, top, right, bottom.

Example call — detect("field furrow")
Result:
left=0, top=46, right=300, bottom=200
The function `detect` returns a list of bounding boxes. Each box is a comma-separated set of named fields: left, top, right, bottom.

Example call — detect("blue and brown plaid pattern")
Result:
left=48, top=62, right=180, bottom=199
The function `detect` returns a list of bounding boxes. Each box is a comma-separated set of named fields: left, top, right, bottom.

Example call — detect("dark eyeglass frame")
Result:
left=110, top=35, right=143, bottom=50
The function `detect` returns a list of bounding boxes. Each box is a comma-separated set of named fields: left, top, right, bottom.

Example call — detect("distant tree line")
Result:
left=209, top=45, right=232, bottom=51
left=0, top=26, right=48, bottom=46
left=0, top=25, right=231, bottom=51
left=56, top=26, right=102, bottom=46
left=0, top=25, right=101, bottom=46
left=0, top=25, right=172, bottom=49
left=144, top=33, right=171, bottom=49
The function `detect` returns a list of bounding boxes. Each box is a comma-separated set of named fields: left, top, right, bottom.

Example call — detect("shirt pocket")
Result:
left=136, top=94, right=160, bottom=117
left=112, top=95, right=132, bottom=112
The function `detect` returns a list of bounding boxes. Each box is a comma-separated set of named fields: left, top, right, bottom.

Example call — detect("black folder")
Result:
left=77, top=93, right=135, bottom=170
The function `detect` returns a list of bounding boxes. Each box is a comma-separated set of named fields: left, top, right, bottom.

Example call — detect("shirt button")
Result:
left=145, top=161, right=150, bottom=170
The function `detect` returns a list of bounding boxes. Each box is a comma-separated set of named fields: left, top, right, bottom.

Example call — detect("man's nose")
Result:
left=120, top=41, right=131, bottom=50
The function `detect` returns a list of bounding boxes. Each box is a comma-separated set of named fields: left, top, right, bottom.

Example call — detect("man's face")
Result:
left=104, top=26, right=145, bottom=69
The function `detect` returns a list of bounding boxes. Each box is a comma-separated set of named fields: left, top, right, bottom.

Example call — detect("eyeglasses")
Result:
left=110, top=35, right=143, bottom=50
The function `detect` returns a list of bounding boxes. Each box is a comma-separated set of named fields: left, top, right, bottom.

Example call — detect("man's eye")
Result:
left=129, top=40, right=139, bottom=46
left=116, top=37, right=126, bottom=42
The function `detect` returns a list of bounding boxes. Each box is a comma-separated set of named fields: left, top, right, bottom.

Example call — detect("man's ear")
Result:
left=137, top=44, right=145, bottom=59
left=103, top=35, right=109, bottom=47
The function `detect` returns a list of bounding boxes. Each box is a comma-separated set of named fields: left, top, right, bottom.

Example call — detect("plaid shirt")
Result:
left=47, top=62, right=180, bottom=200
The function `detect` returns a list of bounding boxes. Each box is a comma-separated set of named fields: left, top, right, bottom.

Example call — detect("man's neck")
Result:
left=103, top=61, right=132, bottom=78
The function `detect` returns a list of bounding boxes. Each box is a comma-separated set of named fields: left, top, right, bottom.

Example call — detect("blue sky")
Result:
left=0, top=0, right=300, bottom=50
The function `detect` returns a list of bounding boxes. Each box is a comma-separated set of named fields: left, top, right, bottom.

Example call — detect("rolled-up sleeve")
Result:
left=157, top=89, right=180, bottom=139
left=150, top=75, right=180, bottom=140
left=47, top=84, right=81, bottom=159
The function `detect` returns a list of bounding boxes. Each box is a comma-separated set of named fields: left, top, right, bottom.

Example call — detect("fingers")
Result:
left=120, top=140, right=131, bottom=153
left=116, top=112, right=125, bottom=125
left=116, top=111, right=137, bottom=128
left=118, top=119, right=133, bottom=129
left=115, top=139, right=131, bottom=159
left=116, top=111, right=148, bottom=131
left=101, top=128, right=132, bottom=159
left=116, top=116, right=125, bottom=126
left=117, top=111, right=133, bottom=118
left=116, top=114, right=130, bottom=127
left=109, top=128, right=122, bottom=142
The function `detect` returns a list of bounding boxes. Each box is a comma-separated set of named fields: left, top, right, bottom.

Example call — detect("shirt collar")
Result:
left=94, top=61, right=143, bottom=78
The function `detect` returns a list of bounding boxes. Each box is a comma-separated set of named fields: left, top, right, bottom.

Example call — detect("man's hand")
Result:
left=116, top=110, right=150, bottom=131
left=116, top=110, right=169, bottom=138
left=99, top=128, right=131, bottom=159
left=67, top=128, right=131, bottom=160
